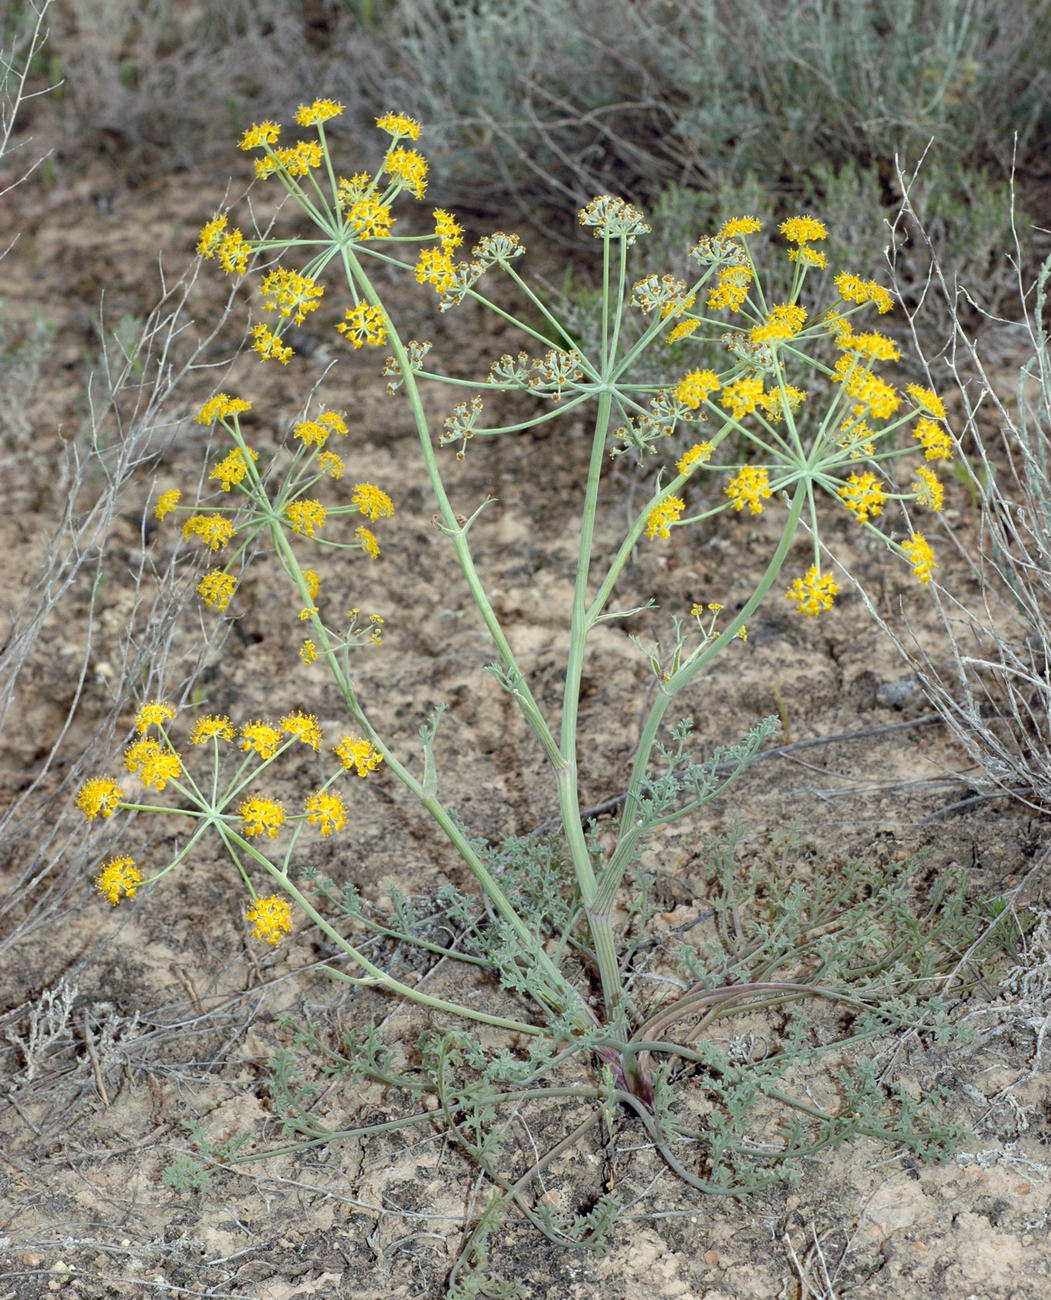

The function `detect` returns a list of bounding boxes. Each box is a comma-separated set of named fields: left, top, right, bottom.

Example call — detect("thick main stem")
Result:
left=557, top=385, right=626, bottom=1026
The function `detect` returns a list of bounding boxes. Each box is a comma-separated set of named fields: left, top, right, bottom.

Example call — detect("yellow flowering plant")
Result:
left=75, top=103, right=1001, bottom=1280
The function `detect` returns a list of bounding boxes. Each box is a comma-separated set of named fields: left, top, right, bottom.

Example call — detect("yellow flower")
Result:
left=838, top=471, right=886, bottom=522
left=831, top=356, right=900, bottom=420
left=197, top=216, right=227, bottom=258
left=415, top=247, right=455, bottom=294
left=902, top=533, right=936, bottom=583
left=718, top=216, right=762, bottom=238
left=913, top=418, right=953, bottom=460
left=124, top=737, right=161, bottom=772
left=674, top=369, right=721, bottom=410
left=433, top=208, right=464, bottom=254
left=913, top=465, right=944, bottom=511
left=356, top=526, right=381, bottom=558
left=135, top=700, right=176, bottom=733
left=155, top=489, right=181, bottom=520
left=786, top=565, right=839, bottom=615
left=645, top=496, right=685, bottom=540
left=96, top=855, right=141, bottom=905
left=345, top=197, right=393, bottom=240
left=285, top=500, right=327, bottom=537
left=138, top=748, right=183, bottom=792
left=209, top=447, right=257, bottom=492
left=760, top=385, right=807, bottom=422
left=75, top=777, right=124, bottom=820
left=385, top=147, right=428, bottom=198
left=259, top=267, right=324, bottom=324
left=751, top=303, right=807, bottom=343
left=256, top=141, right=323, bottom=178
left=305, top=789, right=347, bottom=836
left=250, top=323, right=293, bottom=364
left=195, top=394, right=252, bottom=425
left=319, top=411, right=347, bottom=437
left=788, top=246, right=828, bottom=268
left=337, top=302, right=388, bottom=348
left=294, top=420, right=329, bottom=448
left=837, top=329, right=901, bottom=363
left=906, top=384, right=947, bottom=420
left=239, top=121, right=281, bottom=150
left=779, top=215, right=827, bottom=244
left=124, top=737, right=181, bottom=790
left=246, top=895, right=293, bottom=945
left=336, top=736, right=384, bottom=778
left=182, top=513, right=235, bottom=551
left=216, top=228, right=250, bottom=275
left=376, top=111, right=421, bottom=140
left=240, top=795, right=286, bottom=838
left=240, top=721, right=281, bottom=760
left=666, top=318, right=700, bottom=343
left=677, top=443, right=715, bottom=475
left=319, top=450, right=344, bottom=479
left=299, top=639, right=318, bottom=664
left=721, top=376, right=765, bottom=420
left=834, top=272, right=894, bottom=315
left=294, top=98, right=343, bottom=126
left=197, top=570, right=237, bottom=611
left=190, top=715, right=235, bottom=743
left=280, top=710, right=322, bottom=751
left=725, top=465, right=772, bottom=514
left=706, top=266, right=752, bottom=311
left=304, top=569, right=321, bottom=601
left=351, top=483, right=394, bottom=521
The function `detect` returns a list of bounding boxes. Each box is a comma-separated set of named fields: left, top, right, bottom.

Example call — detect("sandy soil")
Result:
left=0, top=152, right=1048, bottom=1300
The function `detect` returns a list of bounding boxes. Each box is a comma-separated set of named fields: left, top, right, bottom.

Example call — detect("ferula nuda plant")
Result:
left=76, top=103, right=1007, bottom=1289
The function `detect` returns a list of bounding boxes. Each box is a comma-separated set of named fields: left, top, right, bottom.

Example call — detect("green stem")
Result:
left=596, top=480, right=809, bottom=913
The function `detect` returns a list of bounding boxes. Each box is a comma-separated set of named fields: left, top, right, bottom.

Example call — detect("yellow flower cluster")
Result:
left=190, top=715, right=235, bottom=743
left=718, top=216, right=762, bottom=238
left=725, top=465, right=772, bottom=514
left=834, top=272, right=894, bottom=315
left=645, top=496, right=685, bottom=539
left=250, top=323, right=293, bottom=364
left=677, top=443, right=714, bottom=475
left=97, top=856, right=141, bottom=905
left=240, top=795, right=286, bottom=838
left=352, top=483, right=395, bottom=521
left=376, top=111, right=420, bottom=140
left=209, top=447, right=257, bottom=492
left=259, top=268, right=324, bottom=325
left=75, top=777, right=123, bottom=820
left=285, top=500, right=327, bottom=536
left=751, top=303, right=807, bottom=343
left=674, top=369, right=721, bottom=410
left=345, top=197, right=393, bottom=240
left=336, top=736, right=384, bottom=778
left=305, top=789, right=347, bottom=836
left=385, top=147, right=428, bottom=198
left=913, top=465, right=944, bottom=511
left=197, top=571, right=237, bottom=611
left=913, top=418, right=953, bottom=460
left=182, top=514, right=235, bottom=550
left=838, top=471, right=886, bottom=522
left=707, top=265, right=753, bottom=311
left=196, top=394, right=252, bottom=425
left=124, top=738, right=183, bottom=791
left=902, top=533, right=936, bottom=582
left=245, top=895, right=294, bottom=945
left=721, top=376, right=765, bottom=420
left=155, top=489, right=181, bottom=520
left=337, top=302, right=388, bottom=348
left=786, top=565, right=839, bottom=616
